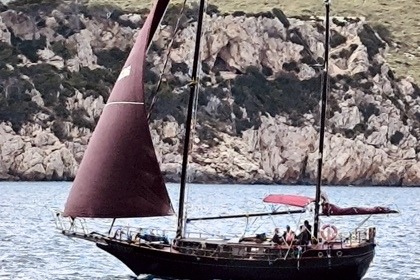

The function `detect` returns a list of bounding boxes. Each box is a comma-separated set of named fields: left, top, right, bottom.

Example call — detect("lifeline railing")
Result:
left=52, top=209, right=235, bottom=243
left=52, top=209, right=374, bottom=252
left=52, top=209, right=89, bottom=235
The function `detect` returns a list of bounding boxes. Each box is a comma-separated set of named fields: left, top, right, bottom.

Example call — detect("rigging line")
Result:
left=313, top=0, right=331, bottom=239
left=269, top=213, right=278, bottom=228
left=147, top=0, right=189, bottom=121
left=176, top=0, right=207, bottom=240
left=185, top=81, right=201, bottom=217
left=242, top=217, right=250, bottom=237
left=185, top=1, right=209, bottom=216
left=354, top=214, right=372, bottom=232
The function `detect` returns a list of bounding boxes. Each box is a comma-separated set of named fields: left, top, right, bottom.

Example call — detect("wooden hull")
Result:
left=97, top=240, right=375, bottom=280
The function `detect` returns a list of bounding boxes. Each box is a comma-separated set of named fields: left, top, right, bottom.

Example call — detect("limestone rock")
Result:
left=1, top=8, right=420, bottom=186
left=66, top=29, right=98, bottom=71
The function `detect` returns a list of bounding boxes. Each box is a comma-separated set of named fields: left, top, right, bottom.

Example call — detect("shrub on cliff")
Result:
left=0, top=77, right=39, bottom=132
left=231, top=66, right=319, bottom=132
left=162, top=2, right=220, bottom=26
left=51, top=119, right=68, bottom=140
left=95, top=48, right=129, bottom=71
left=330, top=30, right=347, bottom=48
left=358, top=24, right=386, bottom=61
left=390, top=131, right=404, bottom=146
left=51, top=41, right=77, bottom=60
left=21, top=64, right=61, bottom=106
left=71, top=108, right=94, bottom=130
left=0, top=43, right=21, bottom=66
left=358, top=102, right=380, bottom=122
left=343, top=123, right=366, bottom=139
left=148, top=83, right=189, bottom=123
left=0, top=2, right=7, bottom=12
left=63, top=67, right=114, bottom=100
left=10, top=35, right=47, bottom=63
left=8, top=0, right=60, bottom=13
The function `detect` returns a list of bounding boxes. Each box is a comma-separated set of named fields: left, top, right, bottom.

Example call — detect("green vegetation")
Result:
left=358, top=24, right=386, bottom=61
left=390, top=131, right=404, bottom=145
left=1, top=0, right=418, bottom=145
left=93, top=0, right=420, bottom=84
left=71, top=108, right=94, bottom=129
left=51, top=120, right=68, bottom=139
left=147, top=82, right=189, bottom=123
left=95, top=48, right=129, bottom=72
left=358, top=102, right=380, bottom=122
left=51, top=41, right=77, bottom=60
left=7, top=0, right=61, bottom=14
left=21, top=64, right=61, bottom=106
left=10, top=35, right=47, bottom=63
left=231, top=66, right=319, bottom=131
left=0, top=43, right=21, bottom=67
left=0, top=69, right=39, bottom=132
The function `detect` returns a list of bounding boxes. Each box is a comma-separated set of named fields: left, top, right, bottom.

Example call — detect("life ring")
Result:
left=336, top=251, right=343, bottom=257
left=320, top=224, right=338, bottom=241
left=318, top=252, right=323, bottom=258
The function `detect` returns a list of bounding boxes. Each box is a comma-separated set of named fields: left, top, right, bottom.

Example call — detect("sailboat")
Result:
left=54, top=0, right=398, bottom=279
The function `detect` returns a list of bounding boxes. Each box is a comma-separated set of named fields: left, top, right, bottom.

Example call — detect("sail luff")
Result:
left=63, top=0, right=173, bottom=219
left=313, top=0, right=331, bottom=239
left=176, top=0, right=207, bottom=239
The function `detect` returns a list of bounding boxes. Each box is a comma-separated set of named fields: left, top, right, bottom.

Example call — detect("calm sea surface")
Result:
left=0, top=182, right=419, bottom=279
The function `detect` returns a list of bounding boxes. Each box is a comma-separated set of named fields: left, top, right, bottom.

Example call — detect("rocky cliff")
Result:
left=1, top=1, right=420, bottom=185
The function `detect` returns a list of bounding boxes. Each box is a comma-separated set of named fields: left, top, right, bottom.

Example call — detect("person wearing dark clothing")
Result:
left=271, top=228, right=282, bottom=244
left=304, top=220, right=312, bottom=236
left=297, top=225, right=310, bottom=245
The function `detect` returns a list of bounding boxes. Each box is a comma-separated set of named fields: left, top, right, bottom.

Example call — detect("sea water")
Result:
left=0, top=182, right=418, bottom=279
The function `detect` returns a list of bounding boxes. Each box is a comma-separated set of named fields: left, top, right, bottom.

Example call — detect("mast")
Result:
left=176, top=0, right=206, bottom=239
left=313, top=0, right=331, bottom=239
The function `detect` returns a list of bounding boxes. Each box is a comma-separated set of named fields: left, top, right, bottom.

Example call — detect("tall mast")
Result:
left=176, top=0, right=206, bottom=239
left=313, top=0, right=331, bottom=239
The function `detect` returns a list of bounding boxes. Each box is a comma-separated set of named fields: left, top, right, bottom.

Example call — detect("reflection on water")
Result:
left=0, top=182, right=419, bottom=279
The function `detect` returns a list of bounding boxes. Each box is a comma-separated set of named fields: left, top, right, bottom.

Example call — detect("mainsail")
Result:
left=64, top=0, right=173, bottom=218
left=322, top=203, right=398, bottom=216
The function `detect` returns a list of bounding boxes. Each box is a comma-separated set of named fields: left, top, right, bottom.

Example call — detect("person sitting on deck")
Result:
left=283, top=225, right=295, bottom=245
left=271, top=228, right=282, bottom=245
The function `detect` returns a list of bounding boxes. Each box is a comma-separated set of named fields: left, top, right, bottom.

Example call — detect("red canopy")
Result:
left=263, top=194, right=315, bottom=208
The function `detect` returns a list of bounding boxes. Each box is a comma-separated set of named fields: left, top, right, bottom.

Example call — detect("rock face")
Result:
left=1, top=2, right=420, bottom=186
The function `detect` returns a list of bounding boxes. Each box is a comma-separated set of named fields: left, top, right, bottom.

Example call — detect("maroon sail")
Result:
left=322, top=203, right=398, bottom=216
left=64, top=0, right=173, bottom=218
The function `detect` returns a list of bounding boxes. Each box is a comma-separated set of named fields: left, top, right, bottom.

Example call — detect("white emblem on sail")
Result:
left=117, top=65, right=131, bottom=81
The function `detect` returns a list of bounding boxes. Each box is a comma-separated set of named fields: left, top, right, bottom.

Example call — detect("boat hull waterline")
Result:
left=96, top=239, right=375, bottom=280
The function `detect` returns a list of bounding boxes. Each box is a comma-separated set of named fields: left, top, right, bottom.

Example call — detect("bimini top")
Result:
left=263, top=194, right=314, bottom=208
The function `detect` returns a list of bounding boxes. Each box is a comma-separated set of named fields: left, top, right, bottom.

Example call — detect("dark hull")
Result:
left=97, top=240, right=375, bottom=280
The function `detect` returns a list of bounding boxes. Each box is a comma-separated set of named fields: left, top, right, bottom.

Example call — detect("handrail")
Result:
left=53, top=210, right=373, bottom=254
